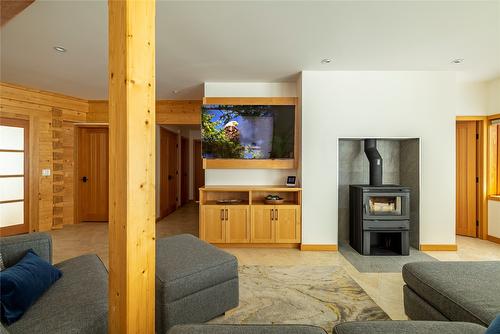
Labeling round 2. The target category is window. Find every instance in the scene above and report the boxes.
[0,118,29,236]
[489,118,500,197]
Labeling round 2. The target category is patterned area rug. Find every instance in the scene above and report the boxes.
[209,265,389,333]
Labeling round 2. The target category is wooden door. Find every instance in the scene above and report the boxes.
[0,118,29,236]
[180,137,189,205]
[456,121,477,237]
[160,128,178,218]
[226,206,250,243]
[275,206,300,243]
[193,139,204,201]
[77,127,109,222]
[202,205,225,243]
[251,205,275,243]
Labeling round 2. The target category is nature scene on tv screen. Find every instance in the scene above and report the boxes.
[202,104,295,159]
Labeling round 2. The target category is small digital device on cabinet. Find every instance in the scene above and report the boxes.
[286,176,297,187]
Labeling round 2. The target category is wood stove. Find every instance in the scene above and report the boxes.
[349,139,411,256]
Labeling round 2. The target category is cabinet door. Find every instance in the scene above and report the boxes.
[202,205,225,243]
[251,205,275,243]
[226,206,250,243]
[275,206,301,243]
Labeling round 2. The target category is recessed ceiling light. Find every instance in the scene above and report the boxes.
[172,90,179,94]
[321,58,332,64]
[451,58,464,64]
[53,46,67,53]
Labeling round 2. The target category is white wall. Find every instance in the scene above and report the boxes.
[486,77,500,115]
[301,71,457,245]
[203,82,298,186]
[456,81,488,116]
[489,201,500,238]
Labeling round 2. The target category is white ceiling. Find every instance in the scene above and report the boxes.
[1,0,499,100]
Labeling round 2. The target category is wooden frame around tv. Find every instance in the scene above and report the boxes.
[201,97,299,169]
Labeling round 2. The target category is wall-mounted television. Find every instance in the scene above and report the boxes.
[202,104,295,159]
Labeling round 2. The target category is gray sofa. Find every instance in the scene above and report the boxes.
[0,233,108,334]
[156,234,239,333]
[168,324,327,334]
[333,321,486,334]
[403,261,500,327]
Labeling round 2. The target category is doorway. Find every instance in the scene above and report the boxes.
[159,127,178,218]
[0,117,29,236]
[456,120,485,238]
[181,136,189,205]
[76,126,109,222]
[193,139,205,202]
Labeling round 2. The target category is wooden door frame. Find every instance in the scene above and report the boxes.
[0,117,30,236]
[180,136,189,205]
[74,124,109,224]
[159,127,179,219]
[193,139,203,202]
[456,116,488,239]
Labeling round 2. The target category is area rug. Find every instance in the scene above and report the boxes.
[209,265,389,332]
[339,241,437,273]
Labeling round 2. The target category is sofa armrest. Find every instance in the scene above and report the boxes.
[0,232,52,267]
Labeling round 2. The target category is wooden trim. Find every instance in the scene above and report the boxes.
[203,97,297,106]
[300,244,338,251]
[213,243,300,249]
[1,0,35,27]
[419,244,458,251]
[489,195,500,202]
[487,234,500,244]
[0,149,24,152]
[0,174,24,178]
[456,116,487,121]
[488,113,500,120]
[203,159,295,169]
[74,123,109,127]
[0,117,29,236]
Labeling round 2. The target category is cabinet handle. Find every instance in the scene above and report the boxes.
[225,209,228,221]
[275,209,278,220]
[271,209,274,221]
[220,209,224,221]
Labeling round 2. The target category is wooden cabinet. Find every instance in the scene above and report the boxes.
[251,205,300,243]
[200,186,302,247]
[251,206,275,243]
[201,205,250,243]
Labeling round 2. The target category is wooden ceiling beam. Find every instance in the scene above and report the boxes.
[1,0,35,27]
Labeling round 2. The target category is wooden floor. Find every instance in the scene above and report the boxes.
[49,202,500,320]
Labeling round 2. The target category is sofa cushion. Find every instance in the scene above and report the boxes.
[334,321,486,334]
[156,234,238,303]
[0,250,62,325]
[168,324,327,334]
[402,261,500,326]
[0,233,52,267]
[6,254,108,334]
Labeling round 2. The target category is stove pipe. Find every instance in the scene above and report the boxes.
[364,139,383,186]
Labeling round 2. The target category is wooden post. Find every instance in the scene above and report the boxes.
[108,0,156,333]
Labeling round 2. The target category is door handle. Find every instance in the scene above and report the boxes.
[275,209,278,220]
[81,176,88,183]
[271,209,274,221]
[220,209,224,221]
[225,209,228,221]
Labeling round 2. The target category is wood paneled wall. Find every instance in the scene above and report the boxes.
[88,100,202,124]
[1,82,200,232]
[0,82,88,231]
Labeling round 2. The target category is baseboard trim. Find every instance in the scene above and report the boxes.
[213,243,300,249]
[419,244,458,251]
[300,244,338,251]
[487,235,500,244]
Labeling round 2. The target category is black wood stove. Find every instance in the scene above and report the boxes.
[349,139,410,256]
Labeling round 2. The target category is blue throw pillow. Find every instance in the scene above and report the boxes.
[0,249,62,325]
[487,315,500,334]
